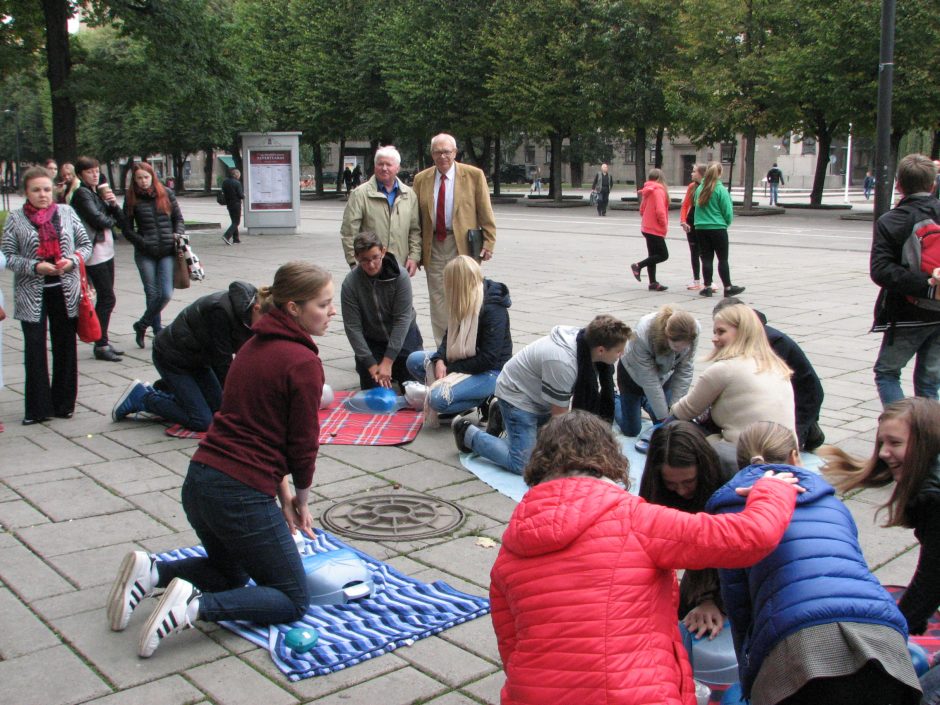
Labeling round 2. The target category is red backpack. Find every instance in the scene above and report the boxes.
[902,217,940,311]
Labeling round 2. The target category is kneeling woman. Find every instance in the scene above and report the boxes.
[111,281,260,432]
[406,255,511,419]
[708,421,921,705]
[617,305,698,437]
[640,421,732,638]
[490,410,802,705]
[107,262,334,658]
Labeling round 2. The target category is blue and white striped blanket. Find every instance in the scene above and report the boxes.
[156,529,491,681]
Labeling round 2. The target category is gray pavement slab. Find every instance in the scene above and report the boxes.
[0,196,927,703]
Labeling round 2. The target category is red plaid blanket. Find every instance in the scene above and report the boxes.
[318,391,424,445]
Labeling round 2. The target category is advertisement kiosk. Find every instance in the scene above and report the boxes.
[241,132,302,236]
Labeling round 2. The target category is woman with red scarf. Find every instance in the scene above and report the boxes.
[123,162,184,348]
[1,167,92,424]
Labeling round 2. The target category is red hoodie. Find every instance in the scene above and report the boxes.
[193,306,324,496]
[490,475,797,705]
[639,180,669,237]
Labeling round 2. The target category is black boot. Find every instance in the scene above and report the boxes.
[133,322,147,349]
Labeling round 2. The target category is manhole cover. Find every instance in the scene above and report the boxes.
[320,493,464,541]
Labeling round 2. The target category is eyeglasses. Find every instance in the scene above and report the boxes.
[356,254,383,265]
[431,150,455,158]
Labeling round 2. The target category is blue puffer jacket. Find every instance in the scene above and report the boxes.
[705,464,908,698]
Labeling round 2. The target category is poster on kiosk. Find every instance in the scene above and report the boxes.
[241,132,301,236]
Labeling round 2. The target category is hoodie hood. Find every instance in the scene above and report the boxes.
[502,476,626,557]
[251,306,320,354]
[548,325,580,356]
[640,180,667,197]
[483,278,511,309]
[227,280,259,327]
[375,252,402,281]
[705,464,832,514]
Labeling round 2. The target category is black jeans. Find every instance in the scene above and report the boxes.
[21,285,78,419]
[157,461,309,624]
[686,228,701,280]
[354,323,424,391]
[225,204,241,242]
[86,258,116,347]
[696,228,732,289]
[637,233,669,283]
[596,191,610,215]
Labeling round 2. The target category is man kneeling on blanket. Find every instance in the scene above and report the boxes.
[453,314,631,474]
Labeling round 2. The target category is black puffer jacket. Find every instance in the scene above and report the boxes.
[153,281,257,384]
[899,456,940,635]
[123,189,183,258]
[70,182,125,243]
[431,278,513,374]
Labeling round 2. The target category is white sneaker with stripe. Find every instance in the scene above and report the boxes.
[137,577,200,658]
[107,551,155,631]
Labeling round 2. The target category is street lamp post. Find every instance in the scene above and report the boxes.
[3,108,21,189]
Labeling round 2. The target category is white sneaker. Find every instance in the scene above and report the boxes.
[687,280,703,290]
[107,550,156,631]
[138,577,200,658]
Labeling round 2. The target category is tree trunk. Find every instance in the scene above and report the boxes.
[492,135,501,196]
[742,126,757,213]
[336,135,346,192]
[312,142,324,196]
[229,134,242,172]
[654,126,665,169]
[550,130,563,202]
[106,163,116,192]
[203,148,214,192]
[367,138,379,176]
[931,129,940,160]
[809,126,833,206]
[41,0,77,163]
[173,152,186,193]
[633,124,647,192]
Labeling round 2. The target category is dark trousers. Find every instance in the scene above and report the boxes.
[686,228,701,280]
[144,355,223,431]
[596,191,610,215]
[354,324,423,391]
[156,462,309,624]
[21,286,78,420]
[777,660,918,705]
[224,205,241,242]
[86,258,116,347]
[637,233,669,283]
[697,228,732,289]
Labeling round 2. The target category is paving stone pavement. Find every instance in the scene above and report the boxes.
[0,192,918,704]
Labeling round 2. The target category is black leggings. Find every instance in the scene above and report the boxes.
[686,228,700,280]
[86,258,116,347]
[637,233,669,283]
[696,228,731,289]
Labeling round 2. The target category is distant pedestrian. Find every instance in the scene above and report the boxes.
[221,168,244,245]
[342,166,353,195]
[55,163,80,205]
[694,162,744,298]
[680,163,706,290]
[864,170,876,200]
[352,164,362,188]
[766,162,784,206]
[529,167,541,195]
[591,163,613,216]
[630,168,670,292]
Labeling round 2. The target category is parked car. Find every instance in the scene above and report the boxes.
[497,164,528,184]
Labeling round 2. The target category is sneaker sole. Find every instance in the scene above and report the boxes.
[112,379,143,422]
[138,577,191,658]
[107,551,150,631]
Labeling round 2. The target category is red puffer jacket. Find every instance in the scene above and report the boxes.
[490,475,797,705]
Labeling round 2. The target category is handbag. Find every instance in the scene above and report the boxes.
[216,190,227,206]
[467,228,484,260]
[76,254,102,343]
[589,191,598,206]
[173,250,191,289]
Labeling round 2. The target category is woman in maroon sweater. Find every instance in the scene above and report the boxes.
[106,261,335,658]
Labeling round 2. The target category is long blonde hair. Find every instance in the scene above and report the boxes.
[708,304,791,378]
[697,162,723,207]
[444,255,484,322]
[820,398,940,527]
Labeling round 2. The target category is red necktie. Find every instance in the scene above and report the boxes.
[435,174,447,242]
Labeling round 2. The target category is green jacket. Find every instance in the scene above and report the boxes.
[340,176,421,266]
[692,181,733,230]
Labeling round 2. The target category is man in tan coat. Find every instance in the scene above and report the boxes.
[340,146,421,276]
[413,133,497,343]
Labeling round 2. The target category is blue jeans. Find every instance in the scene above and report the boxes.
[405,351,498,414]
[156,461,308,624]
[135,252,174,331]
[873,324,940,407]
[769,182,779,205]
[144,355,223,431]
[617,363,672,436]
[467,400,550,475]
